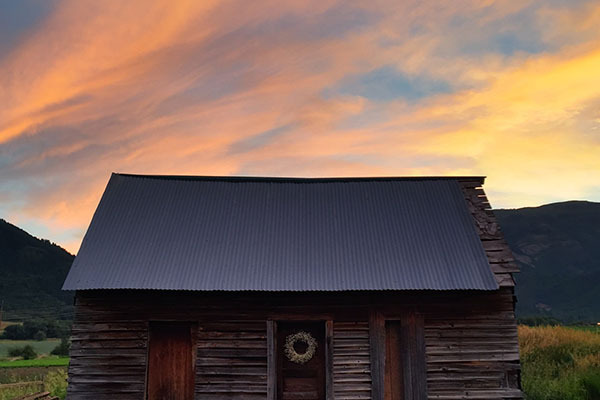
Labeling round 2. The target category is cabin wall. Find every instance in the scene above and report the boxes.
[333,321,372,400]
[68,309,148,397]
[423,289,521,399]
[67,289,520,400]
[197,320,268,400]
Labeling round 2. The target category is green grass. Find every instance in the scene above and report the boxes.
[0,367,67,400]
[520,325,600,400]
[0,357,69,368]
[0,383,45,400]
[0,339,60,357]
[0,364,66,384]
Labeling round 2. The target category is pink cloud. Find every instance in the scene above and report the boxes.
[1,0,599,252]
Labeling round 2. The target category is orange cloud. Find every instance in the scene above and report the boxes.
[1,0,599,253]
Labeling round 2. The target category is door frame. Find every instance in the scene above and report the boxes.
[369,311,427,400]
[267,319,334,400]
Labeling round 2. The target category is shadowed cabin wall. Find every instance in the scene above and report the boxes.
[67,288,520,400]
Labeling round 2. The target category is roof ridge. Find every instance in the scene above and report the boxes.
[113,173,486,183]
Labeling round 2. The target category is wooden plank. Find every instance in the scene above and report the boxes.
[146,322,195,400]
[196,319,267,398]
[334,321,372,399]
[369,311,385,400]
[326,320,334,400]
[401,312,427,400]
[385,321,402,400]
[267,320,277,400]
[15,392,51,400]
[485,249,515,263]
[495,273,516,287]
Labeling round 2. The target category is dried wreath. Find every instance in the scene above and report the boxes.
[284,331,318,364]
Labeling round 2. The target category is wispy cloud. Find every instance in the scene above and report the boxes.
[1,0,599,252]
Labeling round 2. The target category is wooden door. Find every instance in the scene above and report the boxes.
[147,322,195,400]
[277,321,325,400]
[385,321,403,400]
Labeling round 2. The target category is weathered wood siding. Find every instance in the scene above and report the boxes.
[423,289,521,399]
[68,303,148,398]
[197,320,268,400]
[459,178,519,288]
[333,321,372,400]
[67,291,521,400]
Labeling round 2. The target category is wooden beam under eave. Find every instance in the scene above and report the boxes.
[267,320,277,400]
[325,320,334,400]
[369,310,385,400]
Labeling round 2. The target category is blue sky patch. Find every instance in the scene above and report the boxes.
[0,0,59,56]
[327,66,453,102]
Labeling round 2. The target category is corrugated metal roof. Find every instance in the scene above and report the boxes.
[62,174,498,291]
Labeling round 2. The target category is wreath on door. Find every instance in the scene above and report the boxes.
[284,331,318,364]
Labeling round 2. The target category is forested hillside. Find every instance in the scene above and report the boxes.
[0,219,74,321]
[495,201,600,322]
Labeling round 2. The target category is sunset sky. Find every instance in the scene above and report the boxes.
[1,0,599,253]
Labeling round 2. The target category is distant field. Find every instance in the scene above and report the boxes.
[567,325,600,334]
[0,339,60,357]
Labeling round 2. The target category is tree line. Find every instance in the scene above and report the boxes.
[0,319,72,340]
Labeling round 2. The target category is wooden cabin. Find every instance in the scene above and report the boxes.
[62,174,522,400]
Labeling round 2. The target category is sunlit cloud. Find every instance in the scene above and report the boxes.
[1,0,599,253]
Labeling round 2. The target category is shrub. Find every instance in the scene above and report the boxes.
[51,337,71,357]
[581,370,600,400]
[33,330,47,341]
[1,324,26,340]
[23,319,48,338]
[8,347,22,357]
[45,369,68,399]
[8,345,37,360]
[44,319,72,339]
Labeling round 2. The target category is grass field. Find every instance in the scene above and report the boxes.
[0,365,66,384]
[520,325,600,400]
[0,336,68,399]
[0,382,45,400]
[0,357,69,368]
[0,366,67,400]
[0,339,60,357]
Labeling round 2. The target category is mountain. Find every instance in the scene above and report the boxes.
[0,219,74,321]
[495,201,600,323]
